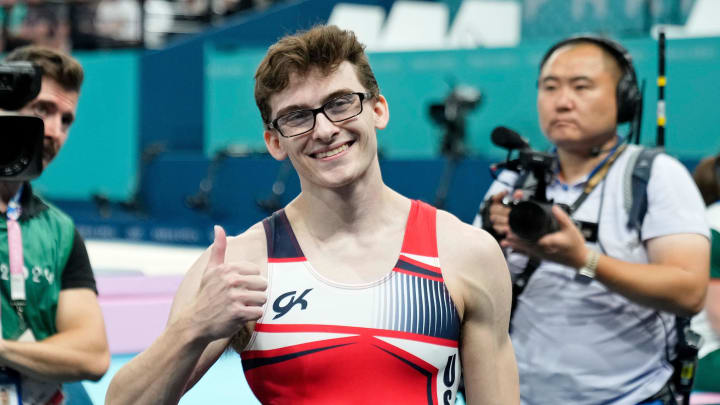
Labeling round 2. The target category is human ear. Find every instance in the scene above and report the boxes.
[264,129,287,160]
[372,95,389,130]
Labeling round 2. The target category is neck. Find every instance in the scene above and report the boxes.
[557,135,619,184]
[288,160,409,241]
[0,181,23,213]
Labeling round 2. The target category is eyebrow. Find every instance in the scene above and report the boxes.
[274,88,356,119]
[539,75,594,85]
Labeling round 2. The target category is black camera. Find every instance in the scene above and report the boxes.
[0,61,44,181]
[429,85,481,158]
[673,323,702,401]
[490,126,563,241]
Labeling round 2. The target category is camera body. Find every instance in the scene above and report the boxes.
[507,199,571,242]
[0,61,44,181]
[490,127,562,241]
[429,85,482,157]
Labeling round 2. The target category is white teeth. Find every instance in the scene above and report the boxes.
[316,144,348,159]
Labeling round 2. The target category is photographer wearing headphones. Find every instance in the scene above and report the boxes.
[474,36,710,404]
[0,47,109,403]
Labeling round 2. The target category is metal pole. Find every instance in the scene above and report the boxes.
[657,29,666,147]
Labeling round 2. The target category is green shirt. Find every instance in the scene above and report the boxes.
[711,229,720,280]
[0,189,75,341]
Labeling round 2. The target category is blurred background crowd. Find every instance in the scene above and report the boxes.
[0,0,279,51]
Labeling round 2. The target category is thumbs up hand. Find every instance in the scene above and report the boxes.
[191,226,267,343]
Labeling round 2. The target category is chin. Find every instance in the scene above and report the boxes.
[314,167,364,189]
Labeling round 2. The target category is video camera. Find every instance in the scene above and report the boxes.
[0,61,44,181]
[490,126,567,241]
[429,84,481,158]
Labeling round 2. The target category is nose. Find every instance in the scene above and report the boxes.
[554,87,574,112]
[43,113,63,140]
[312,111,339,142]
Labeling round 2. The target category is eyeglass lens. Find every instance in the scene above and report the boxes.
[276,93,364,137]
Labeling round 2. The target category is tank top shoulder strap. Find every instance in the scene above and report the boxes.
[400,200,438,258]
[262,209,305,261]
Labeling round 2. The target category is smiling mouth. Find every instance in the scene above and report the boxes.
[313,142,352,159]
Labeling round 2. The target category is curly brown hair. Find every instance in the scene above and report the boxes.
[254,25,379,125]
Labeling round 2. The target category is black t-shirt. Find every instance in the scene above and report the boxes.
[61,229,97,294]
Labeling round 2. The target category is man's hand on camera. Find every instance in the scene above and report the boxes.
[486,190,524,237]
[502,205,589,269]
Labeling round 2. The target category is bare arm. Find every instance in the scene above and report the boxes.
[438,212,519,404]
[504,206,710,316]
[0,288,110,382]
[105,225,267,405]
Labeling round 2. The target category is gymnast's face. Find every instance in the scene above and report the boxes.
[263,61,389,190]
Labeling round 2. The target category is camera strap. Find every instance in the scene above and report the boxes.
[3,184,28,337]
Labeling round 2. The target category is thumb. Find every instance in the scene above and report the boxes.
[207,225,227,268]
[552,205,574,229]
[512,189,524,201]
[490,190,508,203]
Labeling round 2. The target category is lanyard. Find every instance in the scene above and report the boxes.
[567,144,627,214]
[3,184,27,337]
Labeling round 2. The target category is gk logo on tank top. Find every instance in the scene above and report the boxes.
[272,288,313,320]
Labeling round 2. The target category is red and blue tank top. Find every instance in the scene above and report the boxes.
[241,200,461,404]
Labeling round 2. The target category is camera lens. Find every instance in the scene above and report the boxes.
[0,115,44,179]
[508,200,557,241]
[0,137,25,166]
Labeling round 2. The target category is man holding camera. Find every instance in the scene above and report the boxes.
[0,46,109,403]
[475,36,709,404]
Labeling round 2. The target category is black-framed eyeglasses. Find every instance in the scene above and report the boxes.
[268,92,373,138]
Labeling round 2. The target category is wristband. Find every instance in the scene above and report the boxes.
[578,249,600,280]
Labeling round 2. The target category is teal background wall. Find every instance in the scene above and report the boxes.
[33,50,139,201]
[205,36,720,162]
[30,36,720,202]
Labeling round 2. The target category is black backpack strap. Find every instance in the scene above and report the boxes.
[625,147,663,233]
[673,316,702,405]
[624,147,703,405]
[509,256,541,330]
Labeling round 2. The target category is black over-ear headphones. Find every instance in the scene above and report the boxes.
[539,35,641,124]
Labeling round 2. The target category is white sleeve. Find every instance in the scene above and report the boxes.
[642,154,710,240]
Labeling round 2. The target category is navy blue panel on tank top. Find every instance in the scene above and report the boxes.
[262,210,304,260]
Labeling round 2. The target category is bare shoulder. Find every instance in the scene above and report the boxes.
[436,209,511,319]
[436,209,507,275]
[225,221,268,271]
[187,222,267,278]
